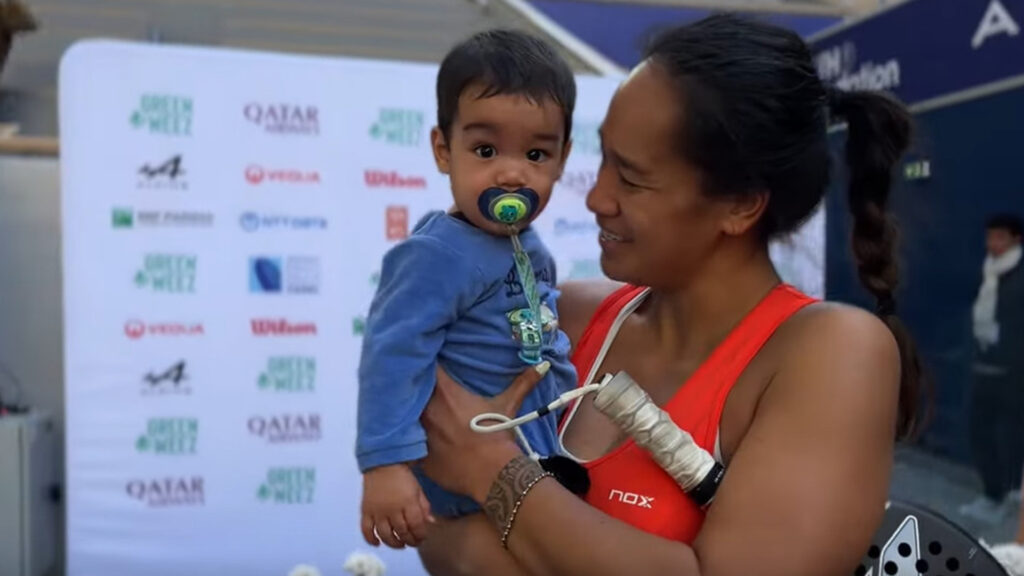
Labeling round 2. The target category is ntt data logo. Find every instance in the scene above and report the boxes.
[126,477,204,507]
[239,212,327,232]
[243,103,319,135]
[249,256,320,294]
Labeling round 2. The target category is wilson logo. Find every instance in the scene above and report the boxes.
[250,319,317,336]
[364,170,427,189]
[608,489,654,509]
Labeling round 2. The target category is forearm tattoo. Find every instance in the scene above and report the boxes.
[483,455,552,546]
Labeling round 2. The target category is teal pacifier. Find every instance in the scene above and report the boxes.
[478,187,540,225]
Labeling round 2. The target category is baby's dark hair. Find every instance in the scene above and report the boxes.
[986,213,1023,237]
[436,29,576,143]
[646,14,925,439]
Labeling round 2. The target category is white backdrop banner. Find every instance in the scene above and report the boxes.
[60,40,824,576]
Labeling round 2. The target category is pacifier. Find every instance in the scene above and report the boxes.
[478,187,540,225]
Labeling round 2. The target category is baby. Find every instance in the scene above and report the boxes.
[356,29,579,547]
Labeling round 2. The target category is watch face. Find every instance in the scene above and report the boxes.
[540,455,590,497]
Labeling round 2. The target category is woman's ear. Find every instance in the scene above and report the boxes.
[722,189,769,236]
[431,127,451,175]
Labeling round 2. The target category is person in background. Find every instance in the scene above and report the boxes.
[961,214,1024,522]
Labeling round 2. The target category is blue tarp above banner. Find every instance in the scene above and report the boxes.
[528,1,840,69]
[810,0,1024,105]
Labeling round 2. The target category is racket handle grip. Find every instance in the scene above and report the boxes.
[592,371,725,507]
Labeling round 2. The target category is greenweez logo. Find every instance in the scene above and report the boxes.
[135,418,198,455]
[136,254,196,292]
[352,315,366,336]
[259,356,316,392]
[369,108,423,146]
[130,94,193,136]
[257,467,315,504]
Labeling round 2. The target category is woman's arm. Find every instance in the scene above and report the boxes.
[418,514,528,576]
[422,305,901,576]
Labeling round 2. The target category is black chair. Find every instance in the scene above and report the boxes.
[853,500,1009,576]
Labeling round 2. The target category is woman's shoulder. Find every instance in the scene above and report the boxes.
[557,280,627,348]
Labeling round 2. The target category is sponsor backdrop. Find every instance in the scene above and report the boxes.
[60,40,824,576]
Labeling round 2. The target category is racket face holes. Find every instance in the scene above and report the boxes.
[869,545,882,559]
[916,559,930,573]
[929,541,943,555]
[898,542,912,557]
[945,557,959,572]
[884,560,899,575]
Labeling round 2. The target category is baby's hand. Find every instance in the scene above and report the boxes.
[360,463,435,549]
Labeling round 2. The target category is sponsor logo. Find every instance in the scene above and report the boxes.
[364,169,427,189]
[369,108,423,147]
[815,41,900,92]
[572,120,601,156]
[135,418,198,455]
[386,205,409,241]
[126,477,204,508]
[249,256,320,294]
[257,467,316,504]
[125,320,204,340]
[369,271,380,286]
[558,170,597,196]
[135,253,196,293]
[245,164,321,186]
[567,258,603,281]
[247,414,321,443]
[553,218,599,236]
[258,356,316,392]
[243,103,319,135]
[112,208,214,229]
[608,489,654,509]
[973,0,1021,49]
[352,315,366,337]
[251,318,318,337]
[142,360,191,396]
[138,155,187,190]
[130,93,193,136]
[239,212,327,232]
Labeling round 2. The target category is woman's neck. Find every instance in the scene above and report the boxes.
[642,244,781,360]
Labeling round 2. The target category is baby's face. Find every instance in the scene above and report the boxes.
[431,84,571,235]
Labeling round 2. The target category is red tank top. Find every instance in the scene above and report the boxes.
[559,283,816,544]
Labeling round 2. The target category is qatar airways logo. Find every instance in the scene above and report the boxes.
[245,165,321,186]
[247,413,321,443]
[125,320,204,340]
[243,103,319,135]
[251,318,317,337]
[364,170,427,189]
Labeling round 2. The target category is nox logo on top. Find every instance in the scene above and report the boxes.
[136,418,198,455]
[251,318,317,337]
[245,165,321,186]
[138,155,187,190]
[364,170,427,189]
[259,356,316,392]
[608,489,654,509]
[249,256,320,294]
[142,360,191,396]
[386,205,409,241]
[130,93,193,136]
[126,477,204,508]
[248,413,321,443]
[243,103,319,135]
[257,467,316,504]
[369,108,423,147]
[125,320,204,340]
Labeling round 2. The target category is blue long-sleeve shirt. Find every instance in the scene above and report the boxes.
[356,211,576,473]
